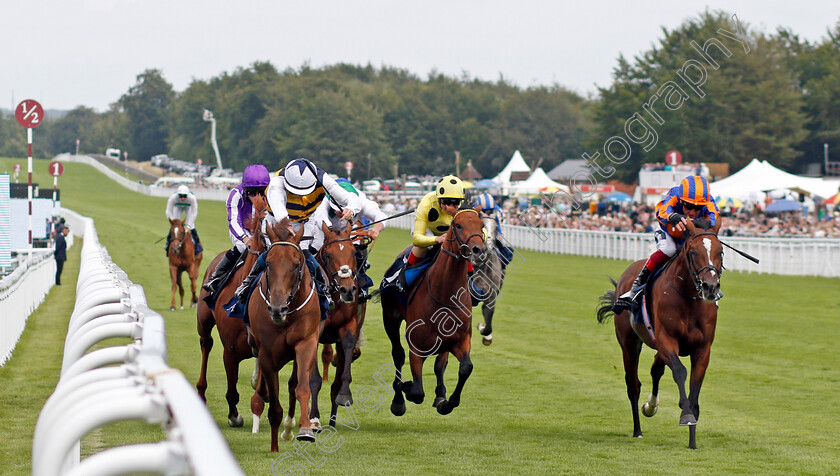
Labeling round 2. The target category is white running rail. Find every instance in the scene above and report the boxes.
[388,213,840,278]
[32,209,243,476]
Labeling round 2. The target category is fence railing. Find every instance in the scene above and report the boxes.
[32,209,243,476]
[0,248,58,366]
[387,213,840,278]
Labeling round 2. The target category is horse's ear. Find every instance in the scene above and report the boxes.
[265,221,278,243]
[294,221,305,243]
[345,221,353,235]
[713,216,723,235]
[474,205,481,214]
[321,221,333,237]
[686,218,697,236]
[169,218,175,225]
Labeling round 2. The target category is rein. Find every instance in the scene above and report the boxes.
[318,235,357,293]
[258,240,315,315]
[442,209,484,259]
[665,231,723,300]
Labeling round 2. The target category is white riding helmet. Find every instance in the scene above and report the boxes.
[283,158,318,195]
[177,184,190,195]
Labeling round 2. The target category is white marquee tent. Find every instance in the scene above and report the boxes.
[491,150,531,193]
[509,167,570,194]
[710,159,840,201]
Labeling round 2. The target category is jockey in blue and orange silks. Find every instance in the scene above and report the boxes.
[615,175,721,310]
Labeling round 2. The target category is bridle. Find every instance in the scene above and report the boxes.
[442,209,484,260]
[257,240,315,316]
[682,231,724,297]
[317,235,357,294]
[170,224,190,255]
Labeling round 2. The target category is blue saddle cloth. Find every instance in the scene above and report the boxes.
[223,270,264,325]
[380,246,438,305]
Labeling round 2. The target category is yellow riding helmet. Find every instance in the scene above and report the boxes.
[436,175,466,200]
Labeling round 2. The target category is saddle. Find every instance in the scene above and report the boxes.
[201,257,246,309]
[223,269,265,325]
[380,245,440,306]
[628,258,673,346]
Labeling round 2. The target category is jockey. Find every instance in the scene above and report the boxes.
[475,192,503,230]
[235,158,361,320]
[615,175,720,310]
[408,175,467,265]
[164,184,203,256]
[311,178,386,301]
[202,164,271,297]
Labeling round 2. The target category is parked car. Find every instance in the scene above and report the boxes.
[105,148,121,160]
[362,180,381,193]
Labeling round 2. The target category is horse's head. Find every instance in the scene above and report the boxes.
[169,219,185,254]
[683,218,724,301]
[445,207,487,266]
[262,218,308,324]
[319,221,358,304]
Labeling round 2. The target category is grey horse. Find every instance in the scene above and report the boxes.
[469,214,507,345]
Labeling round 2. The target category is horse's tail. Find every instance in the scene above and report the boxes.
[596,277,618,324]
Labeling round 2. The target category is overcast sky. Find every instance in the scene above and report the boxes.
[2,1,837,113]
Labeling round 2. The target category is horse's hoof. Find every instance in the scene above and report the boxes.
[190,303,196,308]
[482,335,493,346]
[180,306,184,310]
[297,428,316,442]
[310,417,322,432]
[228,414,244,427]
[679,414,697,426]
[436,400,454,415]
[280,429,294,441]
[432,396,446,408]
[170,306,176,311]
[390,401,406,416]
[642,403,658,417]
[335,393,353,406]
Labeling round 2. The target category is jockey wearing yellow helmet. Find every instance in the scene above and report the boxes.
[406,175,467,266]
[615,175,720,310]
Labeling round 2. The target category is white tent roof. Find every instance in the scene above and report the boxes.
[510,167,570,194]
[491,150,531,188]
[711,159,840,201]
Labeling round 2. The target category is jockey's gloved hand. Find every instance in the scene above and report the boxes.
[668,213,685,225]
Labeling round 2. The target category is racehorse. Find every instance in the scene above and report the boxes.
[195,201,265,428]
[381,207,486,416]
[596,217,723,449]
[308,222,364,429]
[472,213,506,345]
[168,219,203,311]
[249,217,321,451]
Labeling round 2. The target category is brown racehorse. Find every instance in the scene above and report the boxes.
[249,217,321,451]
[381,207,486,416]
[195,200,266,428]
[168,219,203,311]
[309,222,367,429]
[597,217,723,449]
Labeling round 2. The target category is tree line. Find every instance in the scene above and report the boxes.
[1,11,838,184]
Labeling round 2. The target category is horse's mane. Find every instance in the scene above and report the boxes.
[248,195,269,236]
[692,217,713,230]
[268,217,294,241]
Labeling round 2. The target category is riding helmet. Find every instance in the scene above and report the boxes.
[242,164,271,189]
[436,175,466,200]
[283,158,318,195]
[678,175,711,205]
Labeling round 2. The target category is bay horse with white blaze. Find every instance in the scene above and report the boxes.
[168,218,203,311]
[249,217,321,451]
[596,217,723,449]
[381,207,486,416]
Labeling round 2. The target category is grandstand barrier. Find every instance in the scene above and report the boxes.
[32,209,243,476]
[387,213,840,278]
[0,247,65,367]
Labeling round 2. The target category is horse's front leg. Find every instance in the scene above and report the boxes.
[432,353,449,408]
[402,350,427,405]
[294,337,318,442]
[686,345,712,449]
[335,323,357,407]
[259,357,283,453]
[659,339,694,427]
[169,266,178,311]
[308,352,323,431]
[189,262,199,308]
[436,341,472,415]
[642,352,667,418]
[382,303,406,416]
[222,348,244,427]
[177,269,185,309]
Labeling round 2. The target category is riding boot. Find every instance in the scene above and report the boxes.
[235,253,266,302]
[164,231,172,257]
[203,248,241,294]
[615,266,652,310]
[190,228,204,255]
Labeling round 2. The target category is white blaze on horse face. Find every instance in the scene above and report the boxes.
[702,238,715,276]
[339,243,344,251]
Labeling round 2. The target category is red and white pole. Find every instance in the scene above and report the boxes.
[27,127,33,249]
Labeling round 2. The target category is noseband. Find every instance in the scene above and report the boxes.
[171,226,189,254]
[684,231,724,296]
[258,240,315,315]
[443,209,484,259]
[318,235,357,293]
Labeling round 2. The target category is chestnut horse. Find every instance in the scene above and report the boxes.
[249,217,321,451]
[195,200,266,428]
[168,219,203,311]
[308,222,364,429]
[381,207,486,416]
[597,218,723,449]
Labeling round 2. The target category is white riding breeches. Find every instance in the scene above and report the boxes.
[654,228,678,257]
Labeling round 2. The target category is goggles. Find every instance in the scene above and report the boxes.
[440,198,462,207]
[682,201,703,211]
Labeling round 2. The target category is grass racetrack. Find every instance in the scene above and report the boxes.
[1,157,839,475]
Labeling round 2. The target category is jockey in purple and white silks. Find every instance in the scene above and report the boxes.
[202,164,271,297]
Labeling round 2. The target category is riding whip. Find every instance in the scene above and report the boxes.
[719,240,760,264]
[351,208,416,231]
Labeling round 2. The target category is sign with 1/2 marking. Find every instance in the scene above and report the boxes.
[15,100,44,128]
[49,161,65,177]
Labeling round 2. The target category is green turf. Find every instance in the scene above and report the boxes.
[1,157,839,475]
